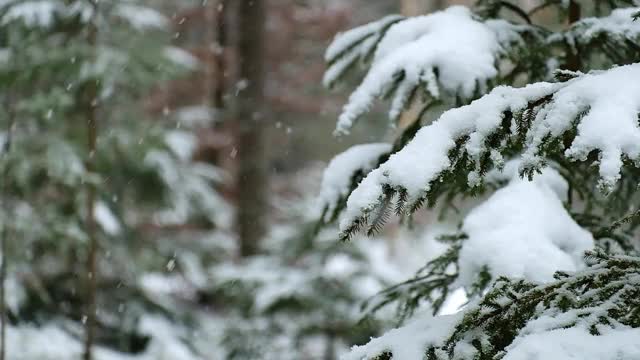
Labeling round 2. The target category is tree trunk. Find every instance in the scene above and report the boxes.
[0,92,15,360]
[236,0,268,257]
[323,332,336,360]
[83,17,99,360]
[205,0,227,111]
[400,0,445,16]
[565,0,581,71]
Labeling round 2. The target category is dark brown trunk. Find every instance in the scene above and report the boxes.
[236,0,268,257]
[205,0,227,110]
[83,19,99,360]
[400,0,444,16]
[565,0,581,71]
[213,0,227,109]
[431,0,446,11]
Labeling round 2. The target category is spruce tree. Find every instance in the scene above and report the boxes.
[0,1,227,358]
[319,1,640,358]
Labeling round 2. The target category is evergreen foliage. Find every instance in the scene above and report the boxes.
[0,1,226,357]
[320,1,640,358]
[347,250,640,360]
[203,196,392,359]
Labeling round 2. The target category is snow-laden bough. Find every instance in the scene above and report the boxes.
[324,6,542,134]
[339,63,640,237]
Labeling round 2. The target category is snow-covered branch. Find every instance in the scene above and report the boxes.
[324,6,543,135]
[317,143,391,224]
[345,251,640,360]
[338,63,640,238]
[549,7,640,65]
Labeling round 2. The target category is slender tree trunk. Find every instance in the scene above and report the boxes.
[0,213,5,360]
[433,0,446,11]
[0,204,6,360]
[236,0,268,257]
[0,93,15,360]
[83,18,99,360]
[400,0,424,16]
[205,0,227,111]
[213,0,227,110]
[400,0,445,16]
[83,91,98,360]
[323,332,335,360]
[565,0,581,71]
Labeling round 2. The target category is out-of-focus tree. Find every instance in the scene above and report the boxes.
[0,1,228,358]
[235,0,269,256]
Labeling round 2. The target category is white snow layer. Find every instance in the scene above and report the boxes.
[331,6,527,134]
[458,164,593,286]
[555,7,640,46]
[338,81,561,230]
[212,256,328,312]
[6,323,199,360]
[115,4,168,30]
[526,63,640,190]
[344,313,640,360]
[165,130,197,161]
[317,143,391,222]
[324,15,403,63]
[1,1,167,30]
[503,327,640,360]
[164,47,201,70]
[1,0,60,27]
[174,106,219,127]
[145,150,231,227]
[342,312,462,360]
[0,0,92,27]
[340,63,640,230]
[137,315,198,360]
[323,14,404,89]
[94,201,122,236]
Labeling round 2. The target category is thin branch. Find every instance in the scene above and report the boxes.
[0,90,15,360]
[83,7,99,360]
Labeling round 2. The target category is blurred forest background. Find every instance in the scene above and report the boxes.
[0,0,550,359]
